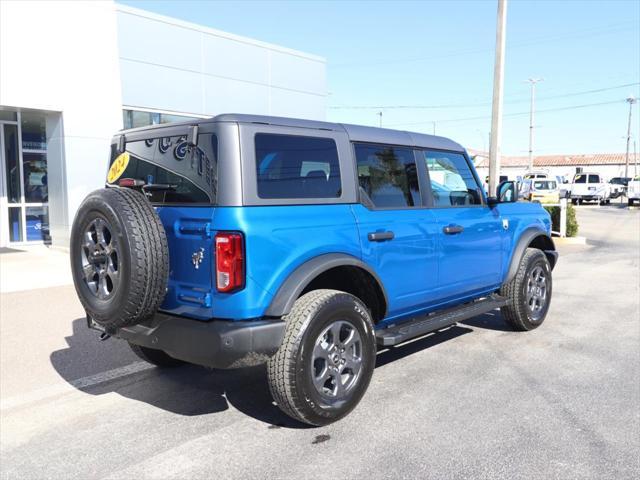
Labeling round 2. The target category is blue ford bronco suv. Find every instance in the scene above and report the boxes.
[70,114,557,426]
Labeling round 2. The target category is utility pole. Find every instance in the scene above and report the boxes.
[625,96,636,178]
[527,78,543,172]
[634,140,637,177]
[432,121,436,135]
[488,0,508,197]
[377,111,383,128]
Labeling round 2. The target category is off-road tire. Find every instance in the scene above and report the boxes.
[267,289,376,426]
[129,343,184,367]
[500,248,552,331]
[70,187,169,330]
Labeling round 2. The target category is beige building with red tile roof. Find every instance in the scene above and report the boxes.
[471,151,640,183]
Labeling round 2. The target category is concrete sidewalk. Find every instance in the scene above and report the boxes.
[0,246,73,294]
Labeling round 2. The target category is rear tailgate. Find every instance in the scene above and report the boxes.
[156,206,216,320]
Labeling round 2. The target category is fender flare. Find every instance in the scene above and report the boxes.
[505,228,558,284]
[264,253,389,318]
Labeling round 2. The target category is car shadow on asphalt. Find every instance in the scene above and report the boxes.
[459,310,513,332]
[50,314,504,429]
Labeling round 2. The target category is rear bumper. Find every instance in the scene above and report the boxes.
[104,313,286,369]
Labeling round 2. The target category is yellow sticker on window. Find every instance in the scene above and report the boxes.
[107,152,130,183]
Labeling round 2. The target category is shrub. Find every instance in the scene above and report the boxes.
[544,204,579,237]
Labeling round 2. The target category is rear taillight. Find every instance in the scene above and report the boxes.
[215,232,244,292]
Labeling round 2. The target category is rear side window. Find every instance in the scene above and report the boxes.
[255,134,341,199]
[108,133,217,204]
[354,143,420,208]
[588,174,600,183]
[421,151,482,206]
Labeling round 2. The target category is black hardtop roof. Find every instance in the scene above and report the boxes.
[119,113,465,152]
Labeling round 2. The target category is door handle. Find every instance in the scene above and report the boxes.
[368,231,395,242]
[443,224,464,235]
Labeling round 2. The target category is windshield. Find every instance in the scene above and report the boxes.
[534,180,557,190]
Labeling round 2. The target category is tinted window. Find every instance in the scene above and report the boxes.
[588,174,600,183]
[574,174,586,183]
[108,133,217,203]
[534,181,557,190]
[355,143,420,208]
[255,134,341,199]
[422,151,482,206]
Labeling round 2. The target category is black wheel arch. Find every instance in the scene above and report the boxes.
[264,253,388,320]
[505,228,558,284]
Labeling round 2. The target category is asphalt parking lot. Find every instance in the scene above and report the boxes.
[1,206,638,480]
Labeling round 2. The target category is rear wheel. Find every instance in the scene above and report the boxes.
[500,248,552,331]
[267,289,376,426]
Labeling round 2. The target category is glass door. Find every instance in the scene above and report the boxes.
[0,110,50,245]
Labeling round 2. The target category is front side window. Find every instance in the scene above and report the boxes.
[108,133,217,204]
[355,143,420,208]
[255,134,341,199]
[574,174,586,183]
[422,151,482,207]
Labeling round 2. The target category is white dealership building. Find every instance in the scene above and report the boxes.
[0,1,327,248]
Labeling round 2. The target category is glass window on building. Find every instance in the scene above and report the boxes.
[1,110,50,245]
[122,109,199,129]
[23,153,48,203]
[0,110,17,122]
[21,111,47,150]
[3,124,21,204]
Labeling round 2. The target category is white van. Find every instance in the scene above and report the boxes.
[570,172,610,205]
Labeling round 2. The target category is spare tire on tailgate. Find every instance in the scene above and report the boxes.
[70,187,169,330]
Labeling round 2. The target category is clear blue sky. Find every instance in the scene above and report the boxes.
[120,0,639,155]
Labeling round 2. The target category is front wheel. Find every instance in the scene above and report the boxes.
[267,289,376,426]
[500,248,552,331]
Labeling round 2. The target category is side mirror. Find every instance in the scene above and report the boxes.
[489,180,518,206]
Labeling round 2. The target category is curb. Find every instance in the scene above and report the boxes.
[553,236,587,245]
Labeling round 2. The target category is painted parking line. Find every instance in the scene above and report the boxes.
[0,361,154,412]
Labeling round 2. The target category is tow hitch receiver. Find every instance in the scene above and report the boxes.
[87,314,112,340]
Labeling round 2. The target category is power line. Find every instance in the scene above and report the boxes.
[328,82,640,110]
[332,22,637,69]
[386,99,625,128]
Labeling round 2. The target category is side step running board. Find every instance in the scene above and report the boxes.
[375,294,509,347]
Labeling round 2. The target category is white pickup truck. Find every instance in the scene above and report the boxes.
[628,176,640,206]
[570,172,611,205]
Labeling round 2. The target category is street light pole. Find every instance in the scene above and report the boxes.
[488,0,508,197]
[377,111,383,128]
[625,96,636,178]
[527,78,543,172]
